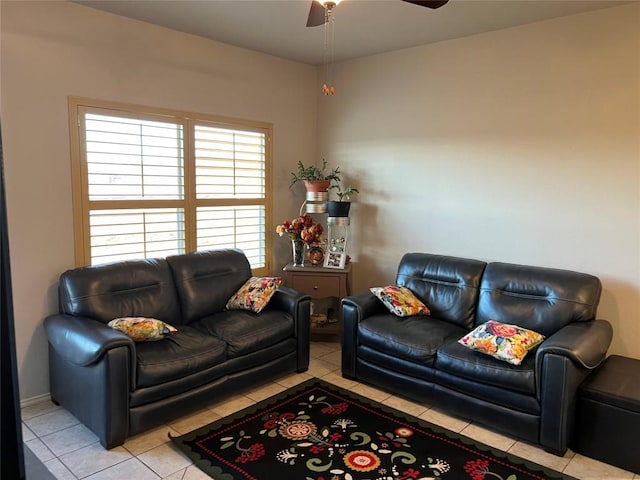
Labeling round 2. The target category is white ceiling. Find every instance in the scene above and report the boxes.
[76,0,632,65]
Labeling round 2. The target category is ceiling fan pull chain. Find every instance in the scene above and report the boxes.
[330,11,336,80]
[322,2,336,96]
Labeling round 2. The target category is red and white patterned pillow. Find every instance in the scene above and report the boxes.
[108,317,177,342]
[370,286,431,317]
[226,277,282,313]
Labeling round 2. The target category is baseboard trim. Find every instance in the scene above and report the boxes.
[20,393,51,409]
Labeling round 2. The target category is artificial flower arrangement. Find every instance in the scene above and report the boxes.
[275,214,323,245]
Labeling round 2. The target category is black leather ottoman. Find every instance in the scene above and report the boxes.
[573,355,640,474]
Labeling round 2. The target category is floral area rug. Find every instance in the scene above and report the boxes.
[170,378,575,480]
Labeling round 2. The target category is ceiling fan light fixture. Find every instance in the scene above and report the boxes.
[321,1,339,18]
[306,0,342,27]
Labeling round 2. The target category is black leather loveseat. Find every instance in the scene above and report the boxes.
[44,249,310,448]
[342,253,612,456]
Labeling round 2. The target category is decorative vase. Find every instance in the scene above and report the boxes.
[291,238,305,266]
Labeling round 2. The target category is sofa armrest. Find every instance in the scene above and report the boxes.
[269,286,310,316]
[342,293,386,378]
[44,314,135,367]
[267,286,311,372]
[535,319,612,455]
[45,314,135,448]
[536,319,613,370]
[342,292,386,322]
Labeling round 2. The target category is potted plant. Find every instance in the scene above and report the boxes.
[290,159,341,192]
[327,184,359,217]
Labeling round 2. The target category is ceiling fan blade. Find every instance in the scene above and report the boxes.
[306,1,326,27]
[402,0,449,9]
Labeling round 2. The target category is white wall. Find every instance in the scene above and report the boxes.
[318,4,640,358]
[0,1,317,399]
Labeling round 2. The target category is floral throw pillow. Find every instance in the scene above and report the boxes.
[458,320,545,365]
[369,286,431,317]
[108,317,177,342]
[226,276,282,313]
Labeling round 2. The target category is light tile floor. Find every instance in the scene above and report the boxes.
[22,341,638,480]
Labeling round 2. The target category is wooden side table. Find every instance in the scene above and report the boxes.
[283,263,352,336]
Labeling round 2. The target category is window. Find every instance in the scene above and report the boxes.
[69,98,272,275]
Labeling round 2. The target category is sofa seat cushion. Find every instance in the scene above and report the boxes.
[193,310,294,358]
[135,325,227,388]
[130,339,298,408]
[358,344,438,384]
[435,339,537,395]
[434,368,541,414]
[359,314,467,366]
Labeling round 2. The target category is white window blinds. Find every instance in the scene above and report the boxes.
[71,99,272,273]
[89,208,185,264]
[85,114,184,200]
[195,125,265,199]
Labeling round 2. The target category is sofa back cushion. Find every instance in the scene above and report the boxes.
[59,258,181,324]
[167,249,251,324]
[476,262,602,337]
[395,253,487,330]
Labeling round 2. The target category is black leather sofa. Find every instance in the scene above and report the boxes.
[342,253,612,456]
[44,249,310,448]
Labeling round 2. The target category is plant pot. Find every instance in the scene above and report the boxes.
[326,201,351,217]
[303,180,331,192]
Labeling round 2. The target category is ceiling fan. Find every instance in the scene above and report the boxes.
[306,0,449,27]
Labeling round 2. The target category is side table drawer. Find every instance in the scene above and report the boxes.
[291,274,340,298]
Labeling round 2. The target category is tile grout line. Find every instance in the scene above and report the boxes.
[43,457,80,480]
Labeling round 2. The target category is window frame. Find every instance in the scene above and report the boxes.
[68,97,273,275]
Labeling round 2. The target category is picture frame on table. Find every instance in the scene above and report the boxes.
[324,251,346,269]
